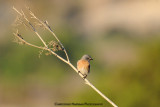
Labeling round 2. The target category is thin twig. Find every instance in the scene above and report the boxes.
[29,9,70,62]
[85,79,117,107]
[13,6,48,48]
[13,32,45,50]
[12,7,118,107]
[13,6,71,71]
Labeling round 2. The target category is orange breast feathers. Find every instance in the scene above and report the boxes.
[77,59,90,72]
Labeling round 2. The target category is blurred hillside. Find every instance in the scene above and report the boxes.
[0,0,160,107]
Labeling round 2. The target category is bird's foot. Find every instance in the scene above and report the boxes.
[78,71,87,79]
[82,74,87,79]
[78,71,81,74]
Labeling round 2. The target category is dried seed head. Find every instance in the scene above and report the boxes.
[48,40,63,51]
[13,32,25,45]
[45,52,52,56]
[13,16,23,27]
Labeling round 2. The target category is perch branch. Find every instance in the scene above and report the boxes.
[12,7,118,107]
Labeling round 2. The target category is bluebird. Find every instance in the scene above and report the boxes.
[77,55,93,79]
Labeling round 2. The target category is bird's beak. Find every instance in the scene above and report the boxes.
[90,58,93,60]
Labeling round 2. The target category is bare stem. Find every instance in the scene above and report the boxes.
[12,7,118,107]
[13,32,45,50]
[29,10,70,62]
[13,6,48,48]
[85,79,117,107]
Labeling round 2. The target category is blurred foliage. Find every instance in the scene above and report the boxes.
[0,0,160,107]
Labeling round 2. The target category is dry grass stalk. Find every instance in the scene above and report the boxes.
[12,6,118,107]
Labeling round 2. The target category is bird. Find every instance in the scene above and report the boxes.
[77,54,93,79]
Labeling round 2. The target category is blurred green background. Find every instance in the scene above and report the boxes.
[0,0,160,107]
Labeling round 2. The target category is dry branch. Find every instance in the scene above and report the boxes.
[12,7,118,107]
